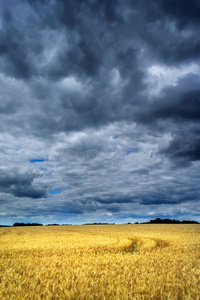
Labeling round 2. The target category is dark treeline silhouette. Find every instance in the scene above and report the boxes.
[142,218,199,224]
[13,223,43,227]
[84,223,115,225]
[0,219,198,227]
[45,224,72,226]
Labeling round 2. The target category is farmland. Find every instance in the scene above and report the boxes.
[0,224,200,299]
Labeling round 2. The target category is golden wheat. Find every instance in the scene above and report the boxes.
[0,224,200,299]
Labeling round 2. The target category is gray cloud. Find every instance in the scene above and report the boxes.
[0,169,46,199]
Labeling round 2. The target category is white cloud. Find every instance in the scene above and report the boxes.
[146,63,200,97]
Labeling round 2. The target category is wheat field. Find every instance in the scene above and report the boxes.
[0,224,199,299]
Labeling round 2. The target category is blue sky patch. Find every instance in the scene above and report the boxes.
[126,149,139,155]
[30,159,48,163]
[50,188,65,195]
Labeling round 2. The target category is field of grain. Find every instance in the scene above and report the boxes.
[0,224,200,299]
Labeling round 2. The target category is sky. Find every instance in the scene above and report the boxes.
[0,0,200,225]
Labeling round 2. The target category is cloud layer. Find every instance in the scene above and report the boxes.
[0,0,200,224]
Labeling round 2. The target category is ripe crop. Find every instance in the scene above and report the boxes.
[0,224,199,299]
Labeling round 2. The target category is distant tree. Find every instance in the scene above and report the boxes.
[147,218,198,224]
[13,223,43,227]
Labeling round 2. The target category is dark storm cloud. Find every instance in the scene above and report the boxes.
[136,74,200,166]
[155,90,200,121]
[0,0,199,82]
[158,0,200,28]
[42,202,84,215]
[0,2,37,79]
[127,0,200,64]
[0,0,199,120]
[0,0,119,81]
[144,26,200,65]
[135,74,200,123]
[160,131,200,167]
[130,0,200,27]
[0,170,46,199]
